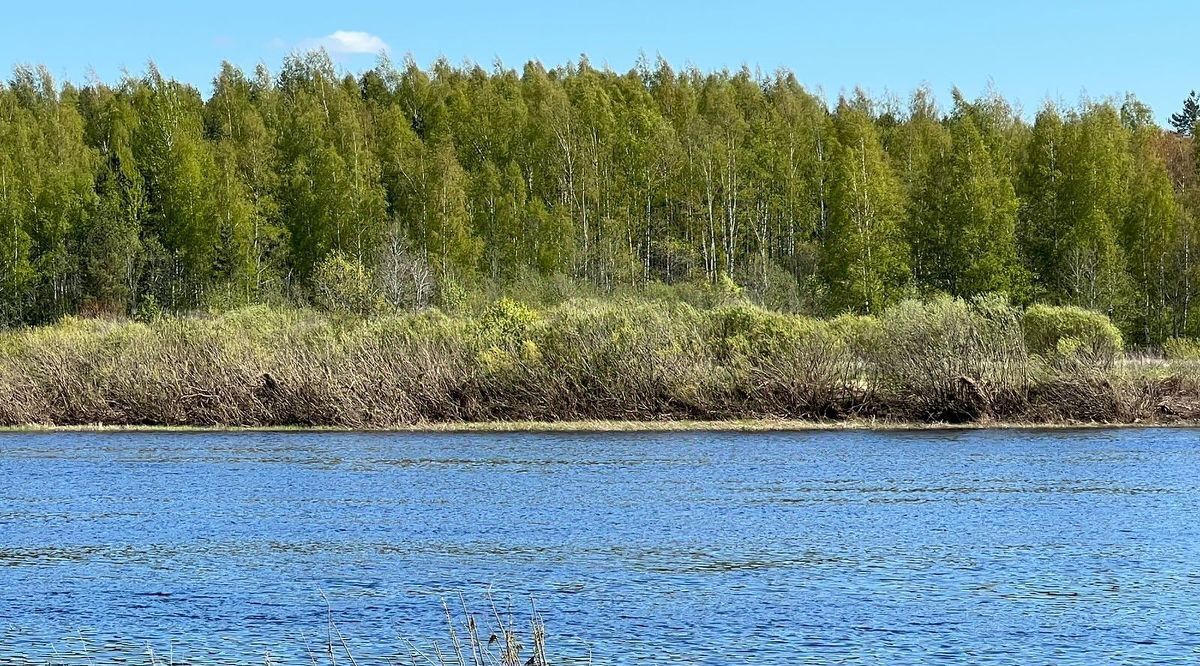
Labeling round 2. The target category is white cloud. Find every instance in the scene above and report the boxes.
[300,31,390,56]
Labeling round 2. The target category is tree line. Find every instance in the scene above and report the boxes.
[2,51,1199,344]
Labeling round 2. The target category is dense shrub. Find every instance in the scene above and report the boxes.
[1021,304,1123,365]
[866,297,1030,422]
[1163,337,1200,361]
[0,298,1185,427]
[474,298,544,350]
[705,304,856,417]
[738,261,804,313]
[707,304,819,357]
[525,300,717,419]
[312,254,379,316]
[827,314,883,356]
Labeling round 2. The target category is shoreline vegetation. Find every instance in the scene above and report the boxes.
[6,296,1200,429]
[6,420,1200,433]
[24,596,560,666]
[5,56,1200,429]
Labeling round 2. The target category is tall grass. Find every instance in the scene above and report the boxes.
[0,297,1190,427]
[33,594,561,666]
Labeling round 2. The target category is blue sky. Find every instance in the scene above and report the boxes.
[2,0,1194,122]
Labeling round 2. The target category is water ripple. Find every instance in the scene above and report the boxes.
[1,428,1199,664]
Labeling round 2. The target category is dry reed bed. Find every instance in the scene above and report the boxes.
[0,298,1196,428]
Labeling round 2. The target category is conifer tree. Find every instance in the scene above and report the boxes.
[1170,91,1200,136]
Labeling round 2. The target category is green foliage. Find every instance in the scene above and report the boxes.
[1017,106,1068,297]
[434,273,470,311]
[738,261,803,312]
[867,296,1030,421]
[312,253,379,316]
[919,108,1027,297]
[1122,127,1178,345]
[0,57,1199,348]
[135,294,163,323]
[1163,337,1200,360]
[1021,304,1124,361]
[475,298,544,349]
[708,304,820,357]
[828,313,883,355]
[822,102,910,314]
[0,299,1163,427]
[1169,91,1199,136]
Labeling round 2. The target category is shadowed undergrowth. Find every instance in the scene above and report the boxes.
[0,297,1195,427]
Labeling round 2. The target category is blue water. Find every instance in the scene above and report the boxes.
[1,429,1199,665]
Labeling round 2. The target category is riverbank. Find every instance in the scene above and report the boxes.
[3,297,1199,428]
[5,417,1200,433]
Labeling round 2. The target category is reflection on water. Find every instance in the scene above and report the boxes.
[2,428,1200,664]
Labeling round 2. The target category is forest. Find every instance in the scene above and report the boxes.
[2,51,1199,346]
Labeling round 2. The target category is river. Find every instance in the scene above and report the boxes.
[1,429,1198,664]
